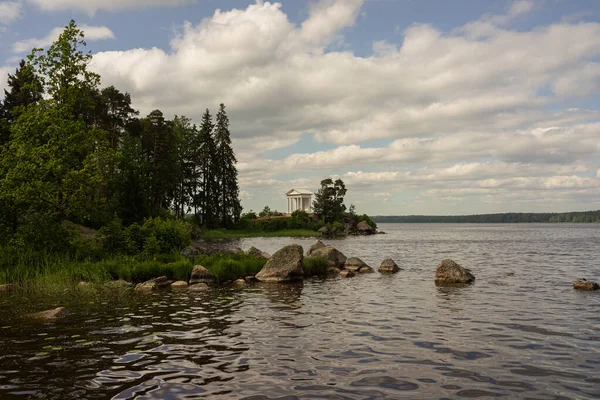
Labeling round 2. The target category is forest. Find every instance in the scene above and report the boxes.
[0,21,241,259]
[372,211,600,223]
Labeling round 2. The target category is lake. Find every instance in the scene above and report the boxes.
[1,223,599,399]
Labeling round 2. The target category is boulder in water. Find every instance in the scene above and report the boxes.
[356,221,376,235]
[344,257,369,272]
[379,259,400,273]
[306,246,347,268]
[574,279,599,291]
[246,246,271,259]
[339,270,355,278]
[190,265,216,285]
[435,259,475,285]
[255,244,304,282]
[171,281,188,289]
[135,276,171,292]
[358,265,375,274]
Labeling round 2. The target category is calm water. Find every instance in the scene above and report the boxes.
[1,224,600,399]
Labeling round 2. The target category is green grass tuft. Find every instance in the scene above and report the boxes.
[303,257,329,276]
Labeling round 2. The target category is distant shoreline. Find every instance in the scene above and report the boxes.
[372,210,600,224]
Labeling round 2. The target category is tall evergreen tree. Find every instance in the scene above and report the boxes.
[214,103,241,227]
[172,115,196,218]
[195,109,217,226]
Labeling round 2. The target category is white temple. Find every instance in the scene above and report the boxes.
[286,189,313,213]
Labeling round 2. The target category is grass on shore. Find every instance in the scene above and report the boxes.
[202,229,321,239]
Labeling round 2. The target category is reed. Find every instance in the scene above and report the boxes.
[303,257,329,276]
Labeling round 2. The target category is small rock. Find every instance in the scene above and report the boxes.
[181,246,200,259]
[28,307,68,320]
[506,272,515,277]
[135,276,170,292]
[339,270,355,278]
[78,281,90,287]
[379,259,400,273]
[358,265,375,274]
[344,257,369,272]
[574,279,599,291]
[328,267,341,275]
[233,279,246,285]
[435,259,475,285]
[244,276,257,282]
[171,281,188,288]
[110,279,132,288]
[188,283,210,291]
[0,284,15,293]
[378,231,386,235]
[318,226,329,235]
[190,265,216,285]
[255,244,304,282]
[246,246,271,259]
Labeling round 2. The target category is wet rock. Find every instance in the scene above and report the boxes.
[328,267,341,275]
[358,265,375,274]
[135,276,171,292]
[306,246,347,268]
[256,244,304,282]
[378,231,387,235]
[190,265,216,285]
[233,279,246,286]
[379,259,401,273]
[306,240,327,256]
[171,281,188,289]
[435,259,475,286]
[506,272,515,277]
[0,284,14,293]
[574,279,599,291]
[28,307,68,320]
[188,283,210,291]
[344,257,369,272]
[246,246,271,259]
[339,270,355,278]
[356,221,376,235]
[244,276,257,282]
[180,245,200,259]
[318,226,329,235]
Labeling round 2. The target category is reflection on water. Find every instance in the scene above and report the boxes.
[1,224,600,399]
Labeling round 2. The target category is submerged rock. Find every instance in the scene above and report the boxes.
[306,240,327,256]
[190,265,216,285]
[255,244,304,282]
[435,259,475,286]
[358,265,375,274]
[344,257,369,272]
[135,276,170,292]
[246,246,271,259]
[574,279,599,291]
[339,270,355,278]
[307,246,347,268]
[171,281,188,288]
[379,259,401,273]
[28,307,68,320]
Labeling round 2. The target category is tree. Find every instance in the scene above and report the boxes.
[194,108,217,226]
[312,178,347,223]
[214,103,241,227]
[172,115,196,218]
[0,21,109,224]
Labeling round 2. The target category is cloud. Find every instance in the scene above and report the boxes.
[12,25,115,53]
[0,1,21,26]
[29,0,194,15]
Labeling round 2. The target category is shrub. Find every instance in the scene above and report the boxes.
[303,257,329,276]
[140,217,192,254]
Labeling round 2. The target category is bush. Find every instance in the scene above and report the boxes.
[140,217,192,254]
[303,257,329,276]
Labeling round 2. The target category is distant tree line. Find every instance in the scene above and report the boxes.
[372,211,600,224]
[0,21,241,252]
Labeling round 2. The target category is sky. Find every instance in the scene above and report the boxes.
[1,0,599,216]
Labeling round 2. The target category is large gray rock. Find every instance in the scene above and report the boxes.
[435,259,475,285]
[255,244,304,282]
[27,307,68,320]
[379,259,401,273]
[190,265,216,285]
[356,221,376,234]
[306,240,327,256]
[246,246,271,259]
[306,246,347,268]
[135,276,171,292]
[574,279,599,291]
[344,257,369,272]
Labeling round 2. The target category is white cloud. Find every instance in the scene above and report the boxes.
[12,25,115,53]
[29,0,194,15]
[0,1,21,26]
[0,66,10,95]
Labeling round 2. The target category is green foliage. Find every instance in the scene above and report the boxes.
[202,228,320,239]
[303,257,329,276]
[194,253,266,282]
[259,205,273,218]
[357,214,378,230]
[313,178,347,223]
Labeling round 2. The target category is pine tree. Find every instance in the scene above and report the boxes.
[214,103,241,227]
[195,109,217,226]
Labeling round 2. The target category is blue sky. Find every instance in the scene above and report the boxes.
[1,0,600,215]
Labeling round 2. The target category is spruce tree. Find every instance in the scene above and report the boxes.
[195,109,217,227]
[214,103,241,227]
